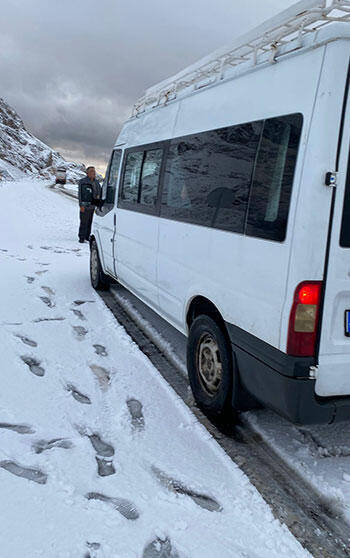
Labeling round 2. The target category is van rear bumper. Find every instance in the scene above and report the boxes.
[225,322,350,425]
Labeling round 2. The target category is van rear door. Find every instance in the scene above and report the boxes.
[316,63,350,398]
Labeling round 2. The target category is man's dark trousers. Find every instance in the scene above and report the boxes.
[79,206,95,241]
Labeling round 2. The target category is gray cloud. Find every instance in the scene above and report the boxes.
[1,0,295,172]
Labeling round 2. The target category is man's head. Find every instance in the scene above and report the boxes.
[86,166,96,181]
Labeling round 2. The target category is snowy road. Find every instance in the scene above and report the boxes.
[0,180,310,557]
[102,278,350,541]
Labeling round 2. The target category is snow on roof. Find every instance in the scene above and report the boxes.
[132,0,350,117]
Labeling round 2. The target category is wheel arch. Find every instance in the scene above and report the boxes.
[186,296,228,338]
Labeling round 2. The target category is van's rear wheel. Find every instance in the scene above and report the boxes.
[90,240,110,291]
[187,315,235,419]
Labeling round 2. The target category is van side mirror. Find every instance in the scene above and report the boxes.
[207,187,236,208]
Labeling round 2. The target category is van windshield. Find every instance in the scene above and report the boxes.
[340,147,350,247]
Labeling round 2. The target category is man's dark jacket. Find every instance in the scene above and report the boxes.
[78,177,101,207]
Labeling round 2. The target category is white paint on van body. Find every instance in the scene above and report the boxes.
[95,24,350,399]
[157,45,326,347]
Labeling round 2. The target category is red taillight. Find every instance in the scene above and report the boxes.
[287,281,322,357]
[298,284,321,305]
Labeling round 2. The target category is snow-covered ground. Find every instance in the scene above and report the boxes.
[108,282,350,529]
[0,179,310,558]
[246,410,350,523]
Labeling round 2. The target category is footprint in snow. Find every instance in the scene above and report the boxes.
[0,249,8,253]
[151,466,222,512]
[85,492,139,520]
[96,456,115,477]
[37,262,50,266]
[35,270,48,276]
[33,438,73,454]
[127,399,145,431]
[33,317,65,323]
[85,542,101,558]
[0,423,35,434]
[71,308,86,321]
[27,245,33,250]
[143,537,179,558]
[73,326,88,339]
[88,434,114,457]
[15,334,38,347]
[41,286,55,296]
[21,356,45,377]
[74,300,95,306]
[0,460,47,484]
[89,365,110,390]
[17,257,26,262]
[67,384,91,405]
[93,344,108,356]
[40,246,52,251]
[26,276,35,283]
[39,296,55,308]
[83,432,115,477]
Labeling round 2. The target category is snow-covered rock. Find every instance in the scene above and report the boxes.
[0,98,85,183]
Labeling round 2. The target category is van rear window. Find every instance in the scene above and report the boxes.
[340,148,350,247]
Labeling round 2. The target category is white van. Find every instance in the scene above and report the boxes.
[55,166,67,185]
[90,0,350,425]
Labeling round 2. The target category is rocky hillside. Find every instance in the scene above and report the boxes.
[0,98,85,183]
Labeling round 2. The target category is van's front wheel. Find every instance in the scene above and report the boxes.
[187,315,235,419]
[90,240,110,291]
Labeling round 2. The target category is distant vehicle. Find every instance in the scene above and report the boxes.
[55,167,67,185]
[90,0,350,425]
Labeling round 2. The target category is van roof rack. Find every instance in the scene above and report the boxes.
[132,0,350,117]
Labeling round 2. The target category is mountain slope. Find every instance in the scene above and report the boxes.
[0,98,85,183]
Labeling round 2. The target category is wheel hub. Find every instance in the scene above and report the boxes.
[197,334,222,396]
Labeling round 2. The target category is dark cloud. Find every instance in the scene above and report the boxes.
[1,0,295,172]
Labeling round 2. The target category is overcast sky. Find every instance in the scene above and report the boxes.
[1,0,295,173]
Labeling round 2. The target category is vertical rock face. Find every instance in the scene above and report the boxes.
[0,97,85,182]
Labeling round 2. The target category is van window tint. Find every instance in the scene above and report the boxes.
[140,149,163,206]
[121,151,143,203]
[161,122,262,231]
[245,114,303,241]
[340,147,350,247]
[103,149,122,204]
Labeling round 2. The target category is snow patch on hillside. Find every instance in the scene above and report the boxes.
[0,98,85,183]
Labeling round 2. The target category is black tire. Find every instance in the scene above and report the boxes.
[187,315,238,419]
[90,239,110,291]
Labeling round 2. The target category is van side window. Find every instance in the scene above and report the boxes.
[161,135,206,224]
[121,151,143,203]
[140,149,163,206]
[245,114,303,242]
[103,149,122,204]
[161,122,262,231]
[210,122,262,231]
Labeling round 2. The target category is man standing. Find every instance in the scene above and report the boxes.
[78,166,101,243]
